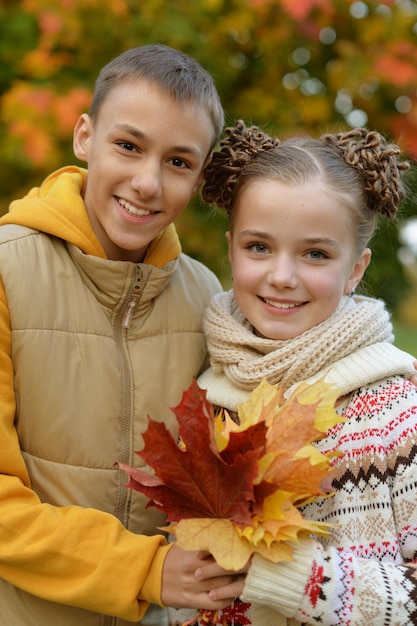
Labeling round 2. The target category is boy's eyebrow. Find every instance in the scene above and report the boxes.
[238,229,273,240]
[114,123,203,156]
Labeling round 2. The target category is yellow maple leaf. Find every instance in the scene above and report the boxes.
[238,377,285,429]
[165,518,254,570]
[213,408,240,452]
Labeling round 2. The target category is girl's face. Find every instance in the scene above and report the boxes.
[227,179,371,340]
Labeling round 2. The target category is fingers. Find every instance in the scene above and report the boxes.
[207,574,246,602]
[194,561,247,606]
[410,374,417,387]
[195,558,250,582]
[161,546,240,609]
[196,550,211,559]
[161,545,248,610]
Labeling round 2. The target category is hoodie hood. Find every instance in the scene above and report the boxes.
[1,166,181,267]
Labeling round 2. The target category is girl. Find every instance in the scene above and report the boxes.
[194,121,417,625]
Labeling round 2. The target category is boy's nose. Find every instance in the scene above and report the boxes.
[130,160,162,198]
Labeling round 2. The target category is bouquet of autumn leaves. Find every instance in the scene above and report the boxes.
[120,377,341,624]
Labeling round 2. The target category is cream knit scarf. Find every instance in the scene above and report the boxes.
[203,290,393,389]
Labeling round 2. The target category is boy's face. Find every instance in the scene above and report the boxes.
[73,79,215,262]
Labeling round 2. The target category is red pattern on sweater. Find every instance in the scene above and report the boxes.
[305,560,325,607]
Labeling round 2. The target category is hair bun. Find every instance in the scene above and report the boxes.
[321,128,410,219]
[203,120,279,211]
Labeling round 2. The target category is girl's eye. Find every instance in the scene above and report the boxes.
[307,249,328,260]
[249,243,269,254]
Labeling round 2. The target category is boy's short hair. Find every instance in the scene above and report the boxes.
[89,44,224,148]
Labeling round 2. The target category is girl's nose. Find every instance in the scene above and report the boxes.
[131,160,162,198]
[267,256,298,289]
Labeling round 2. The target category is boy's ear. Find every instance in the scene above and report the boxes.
[73,114,92,163]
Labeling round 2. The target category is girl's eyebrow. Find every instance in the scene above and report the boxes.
[113,123,202,156]
[238,231,341,250]
[302,237,341,249]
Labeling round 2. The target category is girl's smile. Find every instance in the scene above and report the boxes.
[261,297,307,311]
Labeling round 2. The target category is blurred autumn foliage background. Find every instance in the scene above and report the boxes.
[1,0,417,345]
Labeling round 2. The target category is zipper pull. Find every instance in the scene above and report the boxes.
[121,268,142,328]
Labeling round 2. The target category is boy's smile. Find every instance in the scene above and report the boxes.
[73,79,214,262]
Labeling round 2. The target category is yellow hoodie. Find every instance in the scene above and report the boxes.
[0,166,221,625]
[2,165,182,266]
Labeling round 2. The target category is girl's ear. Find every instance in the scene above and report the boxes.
[226,231,232,265]
[73,114,92,163]
[345,248,372,295]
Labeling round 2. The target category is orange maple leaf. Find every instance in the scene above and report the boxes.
[255,379,341,502]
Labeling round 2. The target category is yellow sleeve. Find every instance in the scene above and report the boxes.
[0,278,168,621]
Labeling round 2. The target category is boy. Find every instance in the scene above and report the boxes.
[0,45,238,626]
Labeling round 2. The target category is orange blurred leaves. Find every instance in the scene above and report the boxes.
[3,83,91,167]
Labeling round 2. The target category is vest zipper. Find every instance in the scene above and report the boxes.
[121,265,143,328]
[101,266,144,626]
[114,263,144,528]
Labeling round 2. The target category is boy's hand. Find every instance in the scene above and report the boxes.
[161,545,244,609]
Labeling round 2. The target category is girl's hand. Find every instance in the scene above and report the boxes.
[161,545,244,610]
[194,554,250,602]
[195,560,250,604]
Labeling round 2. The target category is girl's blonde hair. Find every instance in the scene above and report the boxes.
[203,120,410,252]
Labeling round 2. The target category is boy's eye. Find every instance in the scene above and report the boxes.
[169,157,190,169]
[118,141,137,152]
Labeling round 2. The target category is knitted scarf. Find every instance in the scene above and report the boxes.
[203,290,393,389]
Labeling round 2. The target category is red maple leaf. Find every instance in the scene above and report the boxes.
[188,599,252,625]
[120,380,268,526]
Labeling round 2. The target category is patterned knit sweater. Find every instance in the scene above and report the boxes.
[197,344,417,626]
